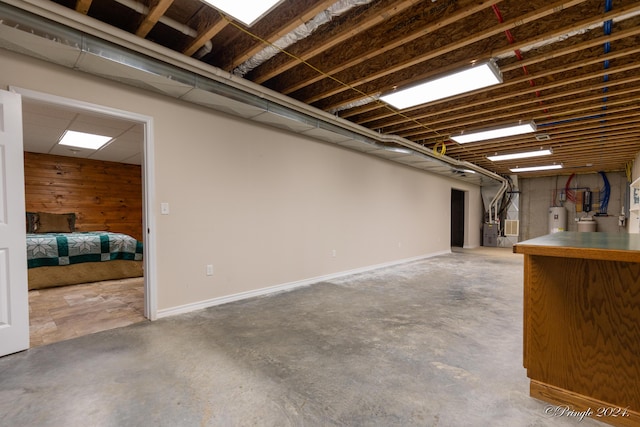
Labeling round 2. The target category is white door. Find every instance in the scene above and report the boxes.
[0,89,29,356]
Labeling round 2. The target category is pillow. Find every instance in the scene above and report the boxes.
[35,212,76,233]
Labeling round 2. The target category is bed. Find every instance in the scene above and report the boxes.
[26,212,143,290]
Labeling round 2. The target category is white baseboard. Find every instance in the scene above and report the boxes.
[157,250,450,319]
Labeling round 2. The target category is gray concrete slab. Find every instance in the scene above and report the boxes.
[0,248,605,426]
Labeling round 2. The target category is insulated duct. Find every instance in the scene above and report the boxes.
[0,0,504,188]
[331,6,640,113]
[233,0,374,77]
[494,8,640,61]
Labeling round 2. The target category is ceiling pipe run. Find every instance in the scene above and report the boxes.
[330,7,640,113]
[494,9,640,61]
[0,0,505,188]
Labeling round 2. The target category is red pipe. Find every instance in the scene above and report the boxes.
[491,5,544,100]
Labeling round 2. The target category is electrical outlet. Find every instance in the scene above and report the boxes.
[206,264,214,276]
[332,249,337,257]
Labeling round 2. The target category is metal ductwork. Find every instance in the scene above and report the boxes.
[0,0,505,187]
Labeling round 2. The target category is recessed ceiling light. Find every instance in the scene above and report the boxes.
[451,120,537,144]
[202,0,284,26]
[510,164,563,173]
[487,148,552,162]
[380,60,502,109]
[58,130,112,150]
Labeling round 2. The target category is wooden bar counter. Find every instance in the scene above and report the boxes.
[514,232,640,427]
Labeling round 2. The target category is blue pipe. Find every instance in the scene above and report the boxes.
[599,171,610,214]
[538,114,605,127]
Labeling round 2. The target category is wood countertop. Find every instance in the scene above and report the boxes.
[513,232,640,263]
[516,231,640,426]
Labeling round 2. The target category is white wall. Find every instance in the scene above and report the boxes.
[1,49,482,313]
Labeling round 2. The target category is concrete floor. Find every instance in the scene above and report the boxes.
[1,248,605,426]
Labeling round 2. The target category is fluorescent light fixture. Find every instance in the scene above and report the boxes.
[487,148,552,162]
[58,130,112,150]
[380,60,502,109]
[510,164,563,173]
[202,0,283,26]
[451,120,537,144]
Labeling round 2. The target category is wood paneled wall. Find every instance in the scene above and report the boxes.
[24,152,143,241]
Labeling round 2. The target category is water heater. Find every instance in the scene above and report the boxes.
[549,207,567,233]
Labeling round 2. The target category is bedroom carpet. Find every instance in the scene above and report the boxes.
[1,248,604,426]
[28,277,146,347]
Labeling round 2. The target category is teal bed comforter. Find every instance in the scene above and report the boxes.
[26,231,143,269]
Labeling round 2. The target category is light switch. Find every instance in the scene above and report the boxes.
[161,202,170,215]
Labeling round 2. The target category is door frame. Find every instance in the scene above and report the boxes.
[449,187,470,248]
[451,188,467,248]
[10,86,157,320]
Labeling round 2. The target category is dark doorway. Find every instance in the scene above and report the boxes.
[451,189,465,247]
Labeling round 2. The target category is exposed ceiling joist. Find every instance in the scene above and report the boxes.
[3,0,640,178]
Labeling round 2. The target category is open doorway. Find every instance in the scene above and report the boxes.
[451,189,465,247]
[13,87,156,347]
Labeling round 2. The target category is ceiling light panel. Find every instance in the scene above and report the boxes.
[380,61,502,110]
[487,148,552,162]
[202,0,284,26]
[451,121,537,144]
[58,130,112,150]
[510,164,562,173]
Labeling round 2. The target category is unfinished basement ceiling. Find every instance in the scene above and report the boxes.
[5,0,640,177]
